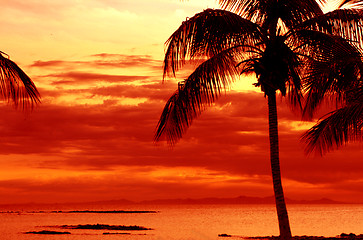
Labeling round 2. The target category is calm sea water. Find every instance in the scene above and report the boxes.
[0,204,362,240]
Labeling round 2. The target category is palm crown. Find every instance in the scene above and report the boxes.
[155,0,363,144]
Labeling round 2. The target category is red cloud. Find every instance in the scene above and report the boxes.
[1,52,361,204]
[30,54,162,70]
[0,89,361,186]
[45,72,151,85]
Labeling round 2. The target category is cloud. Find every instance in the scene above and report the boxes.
[2,50,363,205]
[0,167,273,204]
[1,164,362,204]
[91,53,162,69]
[1,88,361,186]
[29,53,164,91]
[89,0,217,16]
[0,85,362,204]
[87,82,176,101]
[31,54,162,70]
[0,0,72,18]
[46,72,150,85]
[30,60,66,68]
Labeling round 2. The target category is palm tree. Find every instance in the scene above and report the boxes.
[154,0,363,238]
[0,51,40,108]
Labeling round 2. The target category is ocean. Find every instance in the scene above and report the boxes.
[0,204,362,240]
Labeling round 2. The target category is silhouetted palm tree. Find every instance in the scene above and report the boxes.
[155,0,363,238]
[0,51,40,108]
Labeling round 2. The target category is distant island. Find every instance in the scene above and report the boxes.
[58,224,152,231]
[0,195,350,210]
[138,196,345,205]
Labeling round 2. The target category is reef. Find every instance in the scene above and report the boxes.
[58,224,152,231]
[24,230,71,235]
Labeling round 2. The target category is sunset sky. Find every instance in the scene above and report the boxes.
[0,0,362,205]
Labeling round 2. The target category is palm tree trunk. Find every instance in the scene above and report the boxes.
[267,92,292,239]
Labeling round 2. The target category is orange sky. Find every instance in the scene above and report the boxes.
[0,0,362,205]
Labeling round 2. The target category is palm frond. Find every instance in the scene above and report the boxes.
[155,51,240,144]
[218,0,323,29]
[278,0,324,29]
[163,8,262,78]
[302,100,363,155]
[300,9,363,48]
[289,29,363,118]
[315,0,363,10]
[315,0,329,10]
[0,53,41,109]
[338,0,363,9]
